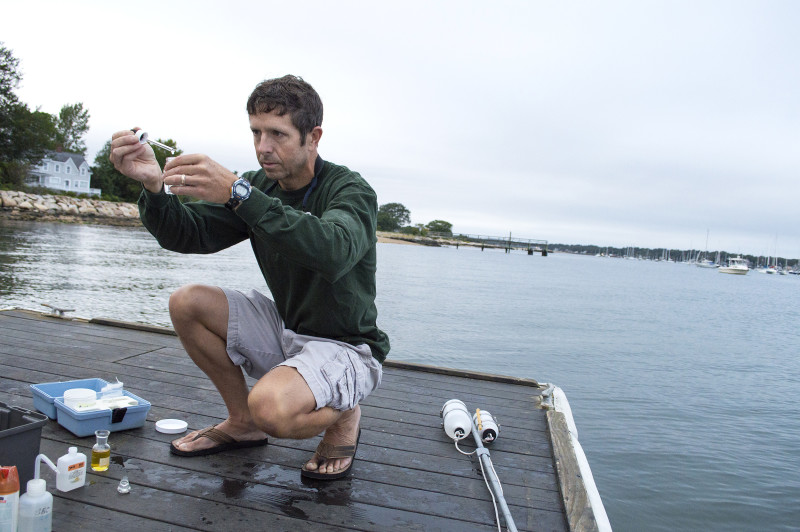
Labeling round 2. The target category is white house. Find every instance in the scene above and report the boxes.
[27,151,101,196]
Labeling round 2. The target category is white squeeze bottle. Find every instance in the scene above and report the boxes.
[56,447,86,492]
[18,478,53,532]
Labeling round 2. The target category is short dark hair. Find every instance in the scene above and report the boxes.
[246,75,323,145]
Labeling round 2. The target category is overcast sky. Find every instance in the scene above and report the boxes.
[3,1,798,256]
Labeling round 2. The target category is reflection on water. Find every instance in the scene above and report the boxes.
[2,219,800,532]
[0,219,266,326]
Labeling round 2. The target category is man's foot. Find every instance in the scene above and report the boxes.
[301,405,361,479]
[170,419,268,457]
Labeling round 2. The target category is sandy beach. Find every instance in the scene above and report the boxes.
[376,232,424,245]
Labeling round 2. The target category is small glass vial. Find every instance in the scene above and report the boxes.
[91,430,111,472]
[164,157,176,194]
[117,476,131,494]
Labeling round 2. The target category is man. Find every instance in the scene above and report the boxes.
[109,75,389,480]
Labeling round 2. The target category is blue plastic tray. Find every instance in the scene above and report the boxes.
[30,378,110,420]
[54,390,150,437]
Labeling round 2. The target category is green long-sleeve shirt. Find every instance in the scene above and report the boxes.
[138,157,389,362]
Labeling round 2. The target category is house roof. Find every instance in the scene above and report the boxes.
[46,151,88,167]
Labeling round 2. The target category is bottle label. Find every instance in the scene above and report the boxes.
[67,461,85,483]
[0,492,19,526]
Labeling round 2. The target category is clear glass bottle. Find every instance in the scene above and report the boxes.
[117,476,131,494]
[91,430,110,472]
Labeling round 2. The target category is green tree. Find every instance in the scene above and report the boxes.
[0,42,23,167]
[0,42,21,109]
[55,103,90,155]
[0,103,57,185]
[425,220,453,235]
[0,42,58,184]
[377,202,411,232]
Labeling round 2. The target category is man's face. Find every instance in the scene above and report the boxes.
[249,110,317,190]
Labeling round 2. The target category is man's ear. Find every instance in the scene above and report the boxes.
[308,126,323,149]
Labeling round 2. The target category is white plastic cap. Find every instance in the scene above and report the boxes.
[155,419,188,434]
[26,478,46,495]
[68,446,77,454]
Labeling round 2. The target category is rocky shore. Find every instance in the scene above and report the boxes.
[0,190,141,226]
[0,191,441,247]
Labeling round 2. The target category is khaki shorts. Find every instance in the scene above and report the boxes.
[223,288,382,411]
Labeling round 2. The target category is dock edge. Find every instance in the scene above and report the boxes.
[541,384,612,532]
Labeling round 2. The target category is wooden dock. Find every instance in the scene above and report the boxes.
[0,309,600,531]
[430,233,549,255]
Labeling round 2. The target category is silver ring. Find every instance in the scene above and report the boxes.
[180,174,186,186]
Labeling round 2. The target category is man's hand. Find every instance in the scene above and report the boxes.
[109,129,164,193]
[162,154,238,204]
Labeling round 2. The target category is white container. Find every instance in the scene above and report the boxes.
[472,410,499,443]
[440,399,472,440]
[18,478,52,532]
[63,389,96,410]
[0,465,20,532]
[100,379,123,399]
[0,490,18,532]
[56,447,86,492]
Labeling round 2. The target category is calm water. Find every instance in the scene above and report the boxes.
[1,219,799,532]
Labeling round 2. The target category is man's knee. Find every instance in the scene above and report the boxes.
[169,285,228,334]
[169,284,205,319]
[248,368,317,438]
[248,385,293,438]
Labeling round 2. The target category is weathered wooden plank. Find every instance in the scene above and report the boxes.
[548,410,599,532]
[89,316,177,335]
[0,312,175,350]
[383,359,539,387]
[53,499,199,532]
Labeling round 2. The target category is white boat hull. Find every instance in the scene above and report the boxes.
[719,256,749,275]
[719,266,748,275]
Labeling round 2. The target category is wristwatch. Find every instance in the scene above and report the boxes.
[225,178,252,210]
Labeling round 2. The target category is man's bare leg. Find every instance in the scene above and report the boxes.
[248,366,361,475]
[168,284,267,453]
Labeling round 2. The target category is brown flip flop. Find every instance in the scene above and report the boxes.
[170,425,268,457]
[301,428,361,480]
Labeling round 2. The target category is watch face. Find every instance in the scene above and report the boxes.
[232,179,251,200]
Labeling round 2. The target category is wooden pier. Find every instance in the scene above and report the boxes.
[430,233,549,255]
[0,309,600,531]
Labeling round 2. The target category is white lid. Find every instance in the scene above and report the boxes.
[26,478,46,495]
[64,388,96,400]
[155,419,188,434]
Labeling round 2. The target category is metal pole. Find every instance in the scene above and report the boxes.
[471,424,518,531]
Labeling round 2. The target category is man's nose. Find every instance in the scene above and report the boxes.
[257,137,274,153]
